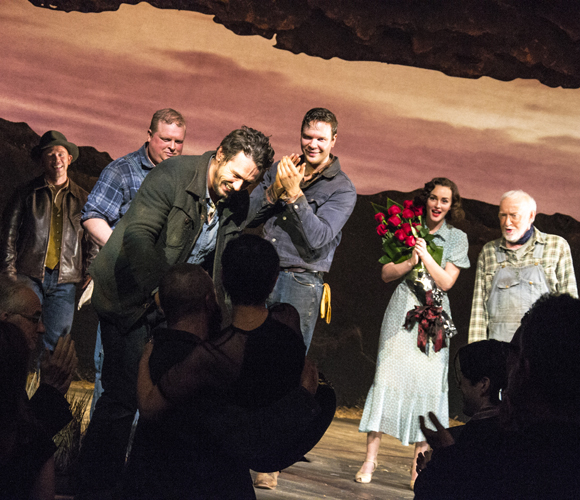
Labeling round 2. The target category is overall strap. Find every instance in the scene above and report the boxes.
[494,241,507,264]
[532,240,545,260]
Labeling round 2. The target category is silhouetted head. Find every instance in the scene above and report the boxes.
[506,294,580,424]
[221,234,279,306]
[0,321,30,426]
[455,340,512,416]
[159,263,221,335]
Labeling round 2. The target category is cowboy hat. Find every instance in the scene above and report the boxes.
[31,130,79,162]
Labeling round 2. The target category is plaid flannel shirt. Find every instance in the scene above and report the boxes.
[81,143,154,229]
[468,228,577,343]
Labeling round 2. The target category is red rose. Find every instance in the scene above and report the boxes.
[401,222,412,234]
[405,235,416,247]
[387,214,402,227]
[403,200,414,209]
[413,206,423,216]
[387,205,401,216]
[402,208,415,219]
[412,222,421,228]
[377,224,389,236]
[374,212,385,223]
[394,229,406,241]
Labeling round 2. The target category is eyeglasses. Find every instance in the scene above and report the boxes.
[11,311,42,324]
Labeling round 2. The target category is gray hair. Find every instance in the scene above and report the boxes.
[500,190,537,213]
[0,277,31,315]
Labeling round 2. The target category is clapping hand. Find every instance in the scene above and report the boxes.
[416,450,433,474]
[39,334,78,395]
[419,411,455,450]
[277,154,304,201]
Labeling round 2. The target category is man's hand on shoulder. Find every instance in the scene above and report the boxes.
[39,334,78,395]
[300,358,319,395]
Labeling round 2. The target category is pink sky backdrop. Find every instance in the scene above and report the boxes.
[2,0,580,219]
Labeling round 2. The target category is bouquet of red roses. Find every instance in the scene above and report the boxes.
[373,198,455,353]
[372,199,442,266]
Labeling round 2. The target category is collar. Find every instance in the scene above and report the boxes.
[34,175,84,200]
[302,155,341,178]
[431,220,451,242]
[185,151,218,200]
[139,142,156,170]
[46,178,70,191]
[470,405,500,421]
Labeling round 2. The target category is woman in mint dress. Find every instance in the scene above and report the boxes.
[355,178,470,488]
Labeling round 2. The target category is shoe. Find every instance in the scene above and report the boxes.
[254,472,279,490]
[354,460,377,483]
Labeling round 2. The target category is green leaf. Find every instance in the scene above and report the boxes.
[387,198,403,210]
[417,227,429,238]
[371,202,389,215]
[379,255,393,264]
[427,243,444,266]
[394,252,413,264]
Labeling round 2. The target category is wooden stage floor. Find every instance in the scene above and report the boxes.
[252,418,416,500]
[62,383,418,499]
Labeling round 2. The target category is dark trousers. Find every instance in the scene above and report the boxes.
[76,318,149,496]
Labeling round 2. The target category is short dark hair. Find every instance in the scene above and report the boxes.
[455,340,512,405]
[221,234,279,306]
[301,108,338,136]
[149,108,186,133]
[159,264,214,325]
[514,294,580,417]
[217,126,275,173]
[415,177,465,223]
[0,321,30,425]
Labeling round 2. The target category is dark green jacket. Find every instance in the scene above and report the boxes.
[90,151,249,332]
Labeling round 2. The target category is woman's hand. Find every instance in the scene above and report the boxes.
[414,238,431,262]
[414,237,461,291]
[410,246,420,267]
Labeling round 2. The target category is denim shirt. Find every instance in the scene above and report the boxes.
[188,186,219,266]
[81,143,154,229]
[249,156,356,272]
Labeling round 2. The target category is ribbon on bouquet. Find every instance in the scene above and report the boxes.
[404,289,447,353]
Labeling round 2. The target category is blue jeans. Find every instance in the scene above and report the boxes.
[19,268,76,350]
[267,270,324,352]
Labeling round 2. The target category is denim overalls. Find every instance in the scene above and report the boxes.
[487,241,549,342]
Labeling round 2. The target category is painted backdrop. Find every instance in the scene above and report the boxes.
[1,0,580,219]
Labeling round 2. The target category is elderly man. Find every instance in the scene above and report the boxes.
[468,190,577,343]
[81,108,186,414]
[0,131,98,351]
[250,108,357,352]
[0,277,77,437]
[76,126,275,498]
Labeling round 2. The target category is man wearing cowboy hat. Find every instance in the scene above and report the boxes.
[0,130,98,351]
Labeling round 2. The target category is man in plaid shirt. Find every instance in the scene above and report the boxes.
[81,108,186,414]
[468,190,577,343]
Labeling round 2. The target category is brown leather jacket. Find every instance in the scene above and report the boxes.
[0,176,99,284]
